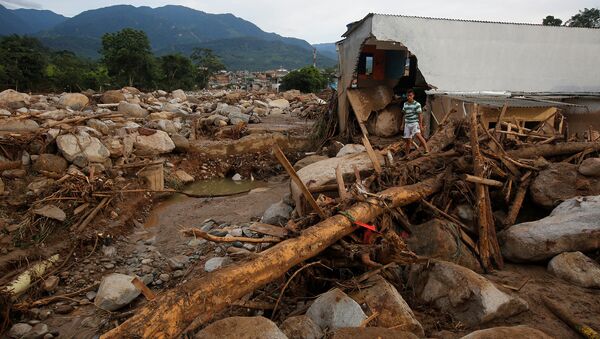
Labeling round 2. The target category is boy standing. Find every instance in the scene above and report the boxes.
[402,89,429,155]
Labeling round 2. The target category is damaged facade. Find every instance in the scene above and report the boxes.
[336,14,600,138]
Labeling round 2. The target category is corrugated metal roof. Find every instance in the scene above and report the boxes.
[443,96,575,108]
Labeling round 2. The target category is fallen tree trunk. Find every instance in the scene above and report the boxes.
[508,142,600,159]
[100,177,442,339]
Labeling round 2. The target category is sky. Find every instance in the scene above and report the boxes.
[1,0,598,43]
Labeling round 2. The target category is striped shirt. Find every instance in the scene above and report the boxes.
[403,101,422,124]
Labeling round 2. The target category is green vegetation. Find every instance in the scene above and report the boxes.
[280,66,328,93]
[543,8,600,28]
[0,29,229,92]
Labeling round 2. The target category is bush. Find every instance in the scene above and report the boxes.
[280,66,327,93]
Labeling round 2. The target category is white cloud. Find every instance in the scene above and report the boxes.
[8,0,599,42]
[0,0,42,9]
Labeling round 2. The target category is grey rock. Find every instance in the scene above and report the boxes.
[366,105,401,137]
[159,273,170,282]
[134,130,175,155]
[168,255,189,270]
[548,251,600,288]
[579,158,600,177]
[194,316,286,339]
[7,323,32,338]
[530,163,600,208]
[94,273,141,311]
[460,325,553,339]
[0,119,39,132]
[499,196,600,262]
[171,89,186,101]
[336,144,366,158]
[204,257,231,272]
[293,155,329,171]
[306,288,367,331]
[269,99,290,109]
[280,315,323,339]
[408,260,528,326]
[86,119,109,135]
[228,111,251,125]
[56,133,110,163]
[329,328,418,339]
[170,134,190,152]
[118,102,148,118]
[262,201,293,226]
[23,323,49,339]
[86,291,97,301]
[0,89,30,108]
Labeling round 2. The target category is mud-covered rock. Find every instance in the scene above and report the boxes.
[280,315,323,339]
[195,316,287,339]
[409,260,528,326]
[0,119,39,132]
[118,102,148,118]
[460,325,552,339]
[336,144,366,157]
[58,93,89,110]
[350,275,423,336]
[499,196,600,262]
[530,163,600,208]
[306,288,367,331]
[33,154,68,174]
[329,327,418,339]
[262,201,293,226]
[548,251,600,288]
[101,90,125,104]
[367,105,401,137]
[170,134,190,152]
[134,130,175,155]
[94,273,141,311]
[171,89,187,102]
[579,157,600,177]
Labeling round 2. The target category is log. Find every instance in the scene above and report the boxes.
[461,174,503,187]
[100,177,442,339]
[503,172,532,228]
[508,142,600,159]
[544,297,600,339]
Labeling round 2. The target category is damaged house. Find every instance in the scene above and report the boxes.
[336,14,600,140]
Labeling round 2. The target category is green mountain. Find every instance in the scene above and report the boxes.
[313,42,337,61]
[0,4,67,35]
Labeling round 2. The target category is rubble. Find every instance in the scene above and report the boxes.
[306,288,367,331]
[548,251,600,288]
[195,316,287,339]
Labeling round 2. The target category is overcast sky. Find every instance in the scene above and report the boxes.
[1,0,598,43]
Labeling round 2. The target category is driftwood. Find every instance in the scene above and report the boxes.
[100,177,441,339]
[508,142,600,159]
[503,172,532,228]
[461,174,503,187]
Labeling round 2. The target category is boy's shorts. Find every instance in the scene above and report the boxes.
[403,122,421,139]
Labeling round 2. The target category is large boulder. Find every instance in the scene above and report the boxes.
[0,119,39,132]
[56,133,110,163]
[280,315,323,339]
[350,275,424,336]
[269,98,290,110]
[579,157,600,177]
[408,260,528,326]
[293,155,329,171]
[171,89,187,101]
[194,316,287,339]
[367,105,401,137]
[407,218,481,272]
[460,325,552,339]
[548,251,600,288]
[336,144,366,157]
[329,328,418,339]
[499,196,600,262]
[0,89,30,109]
[229,111,251,125]
[33,154,68,174]
[134,130,175,155]
[292,152,384,215]
[262,201,293,226]
[118,101,149,118]
[58,93,89,110]
[170,134,190,152]
[101,90,125,104]
[530,163,600,208]
[306,288,367,331]
[94,273,141,311]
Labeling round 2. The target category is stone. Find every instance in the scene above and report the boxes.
[306,288,367,331]
[336,144,366,157]
[530,163,600,208]
[94,273,141,311]
[0,89,29,108]
[262,201,293,226]
[27,178,54,193]
[367,105,401,137]
[7,323,32,338]
[118,102,148,118]
[280,315,323,339]
[86,291,97,301]
[86,119,109,135]
[0,119,39,132]
[407,219,481,272]
[3,168,26,178]
[42,276,60,292]
[159,273,170,282]
[293,155,329,171]
[101,90,125,104]
[0,108,11,116]
[155,119,178,134]
[24,323,49,339]
[56,133,110,163]
[33,205,66,222]
[579,157,600,177]
[330,328,418,339]
[408,260,528,326]
[350,275,423,336]
[33,154,68,175]
[168,255,189,270]
[460,325,553,339]
[228,111,251,125]
[134,130,175,155]
[175,170,194,183]
[499,196,600,262]
[269,98,290,110]
[171,89,187,101]
[204,257,231,272]
[548,251,600,288]
[194,316,286,339]
[58,93,89,110]
[38,109,68,120]
[170,134,189,152]
[232,173,242,181]
[54,304,74,314]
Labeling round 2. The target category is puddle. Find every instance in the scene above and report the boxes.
[144,178,267,228]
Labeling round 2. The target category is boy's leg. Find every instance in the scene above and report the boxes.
[404,138,412,156]
[415,133,430,153]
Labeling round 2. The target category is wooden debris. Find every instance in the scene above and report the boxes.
[461,174,504,187]
[132,277,156,301]
[182,228,281,244]
[248,223,289,238]
[544,297,600,339]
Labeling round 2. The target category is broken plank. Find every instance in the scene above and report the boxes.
[362,135,382,174]
[273,144,326,218]
[503,173,531,228]
[131,277,156,301]
[336,163,348,200]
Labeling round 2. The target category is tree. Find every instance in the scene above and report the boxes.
[100,28,158,88]
[0,35,47,91]
[280,66,328,93]
[159,54,196,90]
[566,8,600,28]
[191,48,225,88]
[542,15,563,26]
